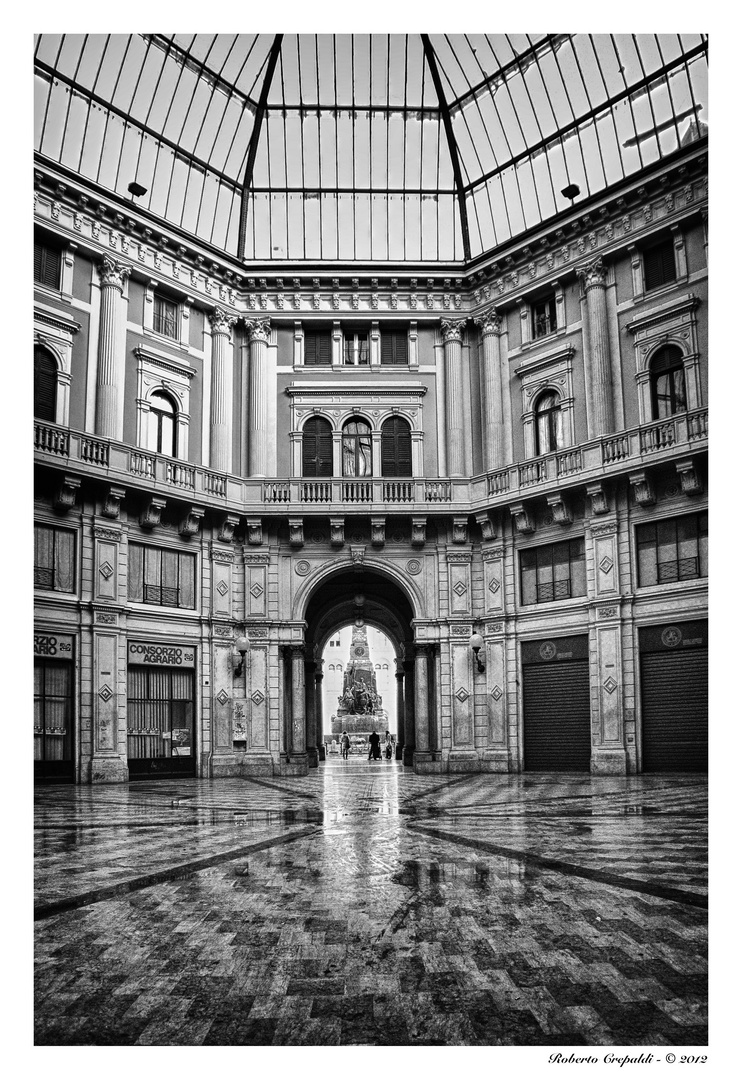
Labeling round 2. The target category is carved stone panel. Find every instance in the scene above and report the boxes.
[452,643,473,746]
[483,547,506,615]
[95,539,118,601]
[247,562,267,618]
[93,632,119,753]
[212,554,232,618]
[247,644,269,749]
[595,624,622,744]
[212,644,234,751]
[594,530,618,596]
[486,638,507,747]
[448,558,471,615]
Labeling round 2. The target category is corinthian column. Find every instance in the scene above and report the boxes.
[579,258,614,435]
[245,318,271,477]
[441,318,468,477]
[208,307,237,473]
[95,258,130,439]
[474,307,504,471]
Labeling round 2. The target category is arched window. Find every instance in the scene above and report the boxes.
[381,416,412,476]
[148,391,177,457]
[34,345,57,421]
[650,346,687,419]
[302,417,333,476]
[342,418,372,477]
[534,391,563,455]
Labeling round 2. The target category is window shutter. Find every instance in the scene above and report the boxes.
[381,417,412,476]
[34,348,57,420]
[304,331,331,366]
[381,330,408,365]
[644,240,676,290]
[34,242,61,288]
[303,418,333,476]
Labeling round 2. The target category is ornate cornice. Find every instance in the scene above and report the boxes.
[133,344,195,380]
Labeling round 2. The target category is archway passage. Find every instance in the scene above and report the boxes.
[302,567,417,766]
[322,623,398,759]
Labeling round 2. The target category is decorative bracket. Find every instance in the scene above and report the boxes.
[452,517,469,544]
[475,511,497,541]
[289,518,304,549]
[102,485,126,519]
[179,507,204,538]
[217,514,240,544]
[509,501,535,535]
[546,493,573,526]
[53,475,81,514]
[330,518,345,548]
[586,481,611,516]
[629,470,656,507]
[371,518,386,548]
[246,518,263,545]
[139,496,167,530]
[675,459,703,497]
[411,517,427,548]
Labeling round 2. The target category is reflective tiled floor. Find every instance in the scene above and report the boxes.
[34,760,707,1046]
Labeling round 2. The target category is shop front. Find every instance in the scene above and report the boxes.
[127,641,197,779]
[34,631,75,783]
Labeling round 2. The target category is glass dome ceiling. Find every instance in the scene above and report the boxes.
[34,34,708,265]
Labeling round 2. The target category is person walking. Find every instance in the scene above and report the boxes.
[341,731,350,760]
[368,730,381,761]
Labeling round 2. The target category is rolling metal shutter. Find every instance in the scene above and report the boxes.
[639,621,707,772]
[522,636,591,771]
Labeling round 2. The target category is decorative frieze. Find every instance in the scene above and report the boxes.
[482,547,506,561]
[211,545,235,564]
[591,521,618,537]
[93,525,121,542]
[446,551,473,564]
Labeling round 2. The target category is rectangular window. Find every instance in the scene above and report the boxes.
[636,512,707,587]
[153,294,179,339]
[34,524,76,593]
[643,239,676,291]
[532,296,557,339]
[34,239,62,290]
[520,539,586,605]
[303,328,332,365]
[380,328,409,365]
[128,543,197,608]
[343,330,369,366]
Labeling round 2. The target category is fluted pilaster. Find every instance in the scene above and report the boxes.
[95,258,130,439]
[414,647,430,752]
[579,258,614,435]
[474,307,504,471]
[208,307,236,473]
[245,318,271,477]
[291,646,306,755]
[441,318,467,477]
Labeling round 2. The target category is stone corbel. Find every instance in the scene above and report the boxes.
[676,459,703,497]
[411,518,427,547]
[509,501,535,535]
[139,496,167,530]
[546,493,573,526]
[452,517,469,544]
[102,485,126,519]
[629,470,656,507]
[330,518,345,548]
[371,518,386,547]
[179,507,204,538]
[53,476,81,514]
[217,514,240,544]
[289,518,304,548]
[246,518,263,545]
[475,511,497,541]
[586,481,611,516]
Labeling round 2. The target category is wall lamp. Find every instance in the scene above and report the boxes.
[128,181,148,199]
[469,632,485,674]
[234,636,248,678]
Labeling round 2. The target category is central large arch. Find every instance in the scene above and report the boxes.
[291,565,433,769]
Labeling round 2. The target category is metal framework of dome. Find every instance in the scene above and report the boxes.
[34,33,708,266]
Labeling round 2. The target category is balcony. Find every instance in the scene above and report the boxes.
[34,408,707,519]
[475,408,708,507]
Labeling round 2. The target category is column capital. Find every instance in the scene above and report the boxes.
[577,256,607,289]
[473,306,502,336]
[209,306,238,335]
[440,317,467,343]
[244,317,272,344]
[98,256,130,290]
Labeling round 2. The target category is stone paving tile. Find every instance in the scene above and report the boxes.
[34,763,707,1046]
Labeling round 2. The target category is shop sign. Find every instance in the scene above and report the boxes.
[128,642,196,668]
[34,633,74,658]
